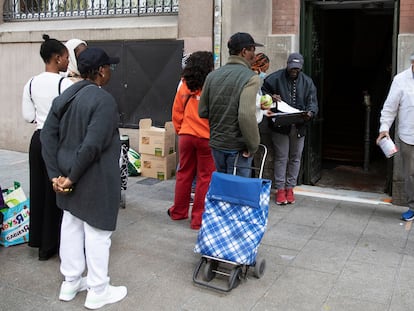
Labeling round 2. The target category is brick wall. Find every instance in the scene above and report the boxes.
[272,0,300,34]
[400,0,414,33]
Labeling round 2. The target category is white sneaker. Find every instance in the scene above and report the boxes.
[59,277,87,301]
[84,285,127,310]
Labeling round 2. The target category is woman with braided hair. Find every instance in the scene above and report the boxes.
[252,53,271,123]
[251,52,270,76]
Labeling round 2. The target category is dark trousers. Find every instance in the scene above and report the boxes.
[28,130,62,258]
[270,126,305,189]
[400,141,414,209]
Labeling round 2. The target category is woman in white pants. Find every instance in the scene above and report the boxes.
[41,47,127,310]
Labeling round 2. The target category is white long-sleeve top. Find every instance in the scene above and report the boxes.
[255,76,266,123]
[256,93,264,123]
[22,72,73,130]
[379,66,414,145]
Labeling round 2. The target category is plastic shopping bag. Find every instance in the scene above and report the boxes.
[2,181,27,207]
[127,147,141,176]
[0,199,30,247]
[0,186,5,208]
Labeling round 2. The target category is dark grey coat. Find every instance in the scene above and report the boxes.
[41,80,121,231]
[262,69,319,137]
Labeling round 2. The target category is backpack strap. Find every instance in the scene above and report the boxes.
[58,77,65,95]
[27,77,37,123]
[29,76,65,100]
[29,77,34,102]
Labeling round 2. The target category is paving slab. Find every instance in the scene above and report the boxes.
[0,149,412,311]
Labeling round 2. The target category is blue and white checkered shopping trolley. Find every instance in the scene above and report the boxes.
[193,146,271,291]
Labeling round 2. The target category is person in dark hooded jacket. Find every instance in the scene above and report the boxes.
[41,47,127,310]
[262,52,318,205]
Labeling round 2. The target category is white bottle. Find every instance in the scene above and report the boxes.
[378,137,398,158]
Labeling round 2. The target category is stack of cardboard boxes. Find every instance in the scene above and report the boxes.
[138,118,176,180]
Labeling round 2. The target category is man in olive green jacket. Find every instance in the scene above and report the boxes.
[199,32,262,177]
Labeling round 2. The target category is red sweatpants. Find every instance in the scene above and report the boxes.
[169,134,215,228]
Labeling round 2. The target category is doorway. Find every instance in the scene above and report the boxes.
[301,0,397,194]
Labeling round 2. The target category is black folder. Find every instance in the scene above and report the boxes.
[266,108,308,126]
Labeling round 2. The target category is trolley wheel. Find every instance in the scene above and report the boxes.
[254,257,266,279]
[202,260,218,282]
[228,266,242,289]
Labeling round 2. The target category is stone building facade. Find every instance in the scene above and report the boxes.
[1,0,413,203]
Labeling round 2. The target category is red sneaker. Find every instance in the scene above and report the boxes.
[286,188,295,204]
[276,189,287,205]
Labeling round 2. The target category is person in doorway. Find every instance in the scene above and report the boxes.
[40,47,127,309]
[64,38,88,82]
[168,51,216,230]
[22,34,72,260]
[199,32,262,177]
[262,52,318,205]
[377,52,414,221]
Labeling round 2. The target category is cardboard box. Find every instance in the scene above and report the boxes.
[139,118,176,156]
[140,153,176,180]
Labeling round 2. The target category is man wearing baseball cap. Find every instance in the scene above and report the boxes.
[41,47,127,309]
[199,32,263,177]
[262,52,318,205]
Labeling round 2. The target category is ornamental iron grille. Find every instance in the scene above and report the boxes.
[3,0,178,21]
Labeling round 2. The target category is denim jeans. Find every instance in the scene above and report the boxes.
[211,149,253,177]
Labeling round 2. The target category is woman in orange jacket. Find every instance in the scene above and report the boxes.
[168,51,215,230]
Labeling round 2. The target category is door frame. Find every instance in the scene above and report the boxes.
[299,0,399,190]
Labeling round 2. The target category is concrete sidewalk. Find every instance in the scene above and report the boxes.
[1,149,413,311]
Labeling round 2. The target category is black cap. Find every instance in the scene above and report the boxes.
[287,52,304,70]
[227,32,264,51]
[78,47,120,75]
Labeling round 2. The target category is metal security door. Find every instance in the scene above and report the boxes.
[92,40,184,128]
[300,1,323,185]
[122,40,183,128]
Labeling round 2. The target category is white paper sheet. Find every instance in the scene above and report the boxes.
[276,100,302,113]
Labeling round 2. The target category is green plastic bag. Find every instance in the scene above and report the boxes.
[2,182,27,208]
[127,148,141,176]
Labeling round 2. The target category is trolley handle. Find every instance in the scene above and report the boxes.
[233,144,268,178]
